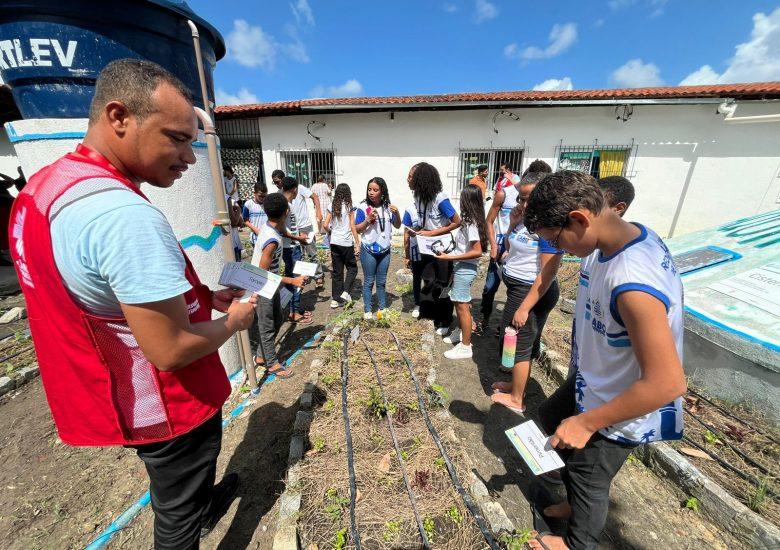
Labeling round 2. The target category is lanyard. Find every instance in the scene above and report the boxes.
[416,200,430,229]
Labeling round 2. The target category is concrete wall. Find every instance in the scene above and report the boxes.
[257,102,780,237]
[0,128,20,196]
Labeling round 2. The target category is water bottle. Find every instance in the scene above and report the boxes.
[502,327,517,370]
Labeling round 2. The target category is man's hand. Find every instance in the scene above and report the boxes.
[213,288,250,313]
[290,275,306,288]
[416,229,432,237]
[549,415,596,450]
[367,210,378,224]
[225,299,256,332]
[355,245,361,258]
[389,204,399,216]
[512,307,529,328]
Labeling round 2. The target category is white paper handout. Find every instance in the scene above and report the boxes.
[708,263,780,317]
[416,233,455,256]
[293,261,318,277]
[279,287,293,309]
[505,420,565,475]
[219,262,282,301]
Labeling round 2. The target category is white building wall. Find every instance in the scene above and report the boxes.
[259,102,780,237]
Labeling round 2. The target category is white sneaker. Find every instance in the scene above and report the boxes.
[330,300,340,309]
[444,343,473,359]
[435,326,450,337]
[363,311,374,320]
[340,291,352,302]
[412,306,420,318]
[443,328,461,344]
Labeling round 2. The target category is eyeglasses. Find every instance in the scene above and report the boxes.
[549,224,565,249]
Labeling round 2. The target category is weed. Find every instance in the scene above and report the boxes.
[376,308,401,327]
[321,373,339,386]
[370,430,384,448]
[412,469,431,490]
[499,529,534,549]
[626,453,638,465]
[332,527,348,550]
[684,497,700,512]
[423,517,436,543]
[747,478,769,512]
[313,437,326,452]
[445,506,462,525]
[704,430,721,445]
[411,434,424,454]
[400,450,409,461]
[383,520,402,542]
[405,401,419,412]
[427,383,449,408]
[363,386,396,418]
[239,383,250,394]
[14,331,28,342]
[323,399,335,411]
[324,487,349,522]
[395,282,413,295]
[5,362,14,376]
[433,457,446,470]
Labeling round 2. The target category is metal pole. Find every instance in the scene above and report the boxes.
[188,20,258,392]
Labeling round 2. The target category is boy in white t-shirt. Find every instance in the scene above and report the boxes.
[522,171,686,550]
[242,182,268,244]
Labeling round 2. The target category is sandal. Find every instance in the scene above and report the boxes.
[289,313,313,325]
[267,364,294,379]
[315,279,324,289]
[491,381,512,394]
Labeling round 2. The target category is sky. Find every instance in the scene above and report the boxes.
[183,0,780,106]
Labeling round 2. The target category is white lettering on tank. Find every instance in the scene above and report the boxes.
[52,40,77,68]
[29,39,52,67]
[13,39,32,67]
[0,40,18,69]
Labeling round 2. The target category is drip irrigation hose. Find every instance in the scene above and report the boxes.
[687,388,778,445]
[340,333,362,549]
[0,345,35,364]
[683,409,775,477]
[390,331,500,550]
[681,436,778,499]
[360,336,430,549]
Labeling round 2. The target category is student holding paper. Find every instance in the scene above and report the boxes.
[408,162,460,332]
[522,171,686,550]
[250,193,305,378]
[323,183,360,308]
[355,177,401,319]
[280,176,313,324]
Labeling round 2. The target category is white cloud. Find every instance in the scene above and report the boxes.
[216,87,259,106]
[226,20,277,69]
[474,0,498,23]
[309,79,364,98]
[609,0,667,16]
[443,2,458,13]
[282,25,310,63]
[679,7,780,85]
[610,58,664,87]
[290,0,315,27]
[510,23,577,60]
[532,77,574,91]
[594,18,605,28]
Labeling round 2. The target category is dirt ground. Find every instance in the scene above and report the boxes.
[0,247,760,549]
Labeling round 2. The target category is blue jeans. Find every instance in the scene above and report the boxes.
[282,245,303,314]
[480,239,506,320]
[360,248,391,312]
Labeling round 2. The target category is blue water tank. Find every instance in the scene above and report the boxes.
[0,0,225,119]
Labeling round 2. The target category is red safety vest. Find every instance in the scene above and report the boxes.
[8,144,230,446]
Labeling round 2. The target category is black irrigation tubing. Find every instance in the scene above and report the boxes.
[390,331,501,550]
[360,336,431,550]
[684,409,775,478]
[0,345,35,364]
[340,333,362,550]
[681,436,779,499]
[687,388,779,445]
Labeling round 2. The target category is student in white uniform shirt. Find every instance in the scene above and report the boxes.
[241,182,268,245]
[490,171,563,414]
[522,171,686,550]
[323,184,360,309]
[433,185,488,359]
[355,177,401,319]
[408,162,461,331]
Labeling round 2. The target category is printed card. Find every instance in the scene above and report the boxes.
[505,420,565,475]
[293,261,318,277]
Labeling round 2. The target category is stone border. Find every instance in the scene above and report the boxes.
[272,322,516,549]
[538,347,780,549]
[0,364,39,398]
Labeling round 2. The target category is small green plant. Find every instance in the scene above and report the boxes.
[363,386,396,418]
[410,434,424,454]
[423,517,436,543]
[370,430,384,448]
[323,398,335,411]
[747,479,769,512]
[685,497,700,512]
[433,457,446,470]
[499,529,534,549]
[445,506,462,525]
[626,453,639,465]
[239,383,250,394]
[14,331,28,342]
[375,308,401,327]
[395,282,413,295]
[332,527,348,550]
[321,373,339,386]
[427,383,449,408]
[5,362,14,376]
[400,450,409,461]
[383,520,402,542]
[704,430,721,445]
[324,488,349,522]
[313,437,326,452]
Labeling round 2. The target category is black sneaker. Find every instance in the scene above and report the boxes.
[200,473,239,539]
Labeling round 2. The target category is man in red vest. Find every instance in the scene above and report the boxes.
[9,59,256,548]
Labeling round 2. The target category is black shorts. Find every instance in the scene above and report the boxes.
[500,275,560,363]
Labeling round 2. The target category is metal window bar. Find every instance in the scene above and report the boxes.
[456,147,524,194]
[554,139,638,178]
[279,148,336,188]
[215,117,262,149]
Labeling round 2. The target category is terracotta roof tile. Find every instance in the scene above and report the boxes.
[215,82,780,118]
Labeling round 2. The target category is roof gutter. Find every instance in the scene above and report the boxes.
[297,97,758,112]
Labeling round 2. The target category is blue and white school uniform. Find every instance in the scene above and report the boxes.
[414,191,457,231]
[242,199,267,244]
[402,206,421,263]
[250,223,282,274]
[494,184,519,251]
[449,223,480,303]
[502,223,561,283]
[573,223,684,444]
[355,201,397,254]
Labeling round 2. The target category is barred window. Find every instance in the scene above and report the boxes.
[457,147,524,193]
[279,149,336,188]
[555,140,637,179]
